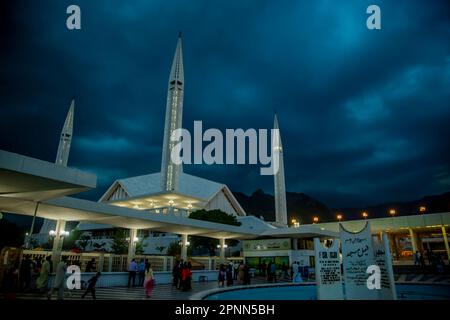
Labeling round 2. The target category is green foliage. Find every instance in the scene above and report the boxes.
[92,242,107,251]
[166,240,192,257]
[135,237,147,255]
[111,229,128,254]
[166,241,181,256]
[188,209,241,256]
[78,234,92,252]
[188,209,242,226]
[62,229,83,250]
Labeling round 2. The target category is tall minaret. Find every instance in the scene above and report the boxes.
[161,34,184,192]
[273,113,288,226]
[39,100,74,235]
[55,99,75,166]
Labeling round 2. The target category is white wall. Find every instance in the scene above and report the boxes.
[205,190,238,216]
[48,270,219,288]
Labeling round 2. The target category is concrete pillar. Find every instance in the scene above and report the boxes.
[127,228,138,265]
[219,238,226,264]
[108,255,113,272]
[98,254,104,272]
[51,219,66,267]
[208,257,213,270]
[292,238,298,250]
[442,226,450,261]
[181,234,188,262]
[388,233,398,260]
[163,256,168,272]
[409,228,418,254]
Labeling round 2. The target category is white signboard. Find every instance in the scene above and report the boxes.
[373,233,397,300]
[314,238,343,300]
[340,222,377,300]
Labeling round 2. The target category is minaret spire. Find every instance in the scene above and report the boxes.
[273,113,288,226]
[55,99,74,166]
[39,99,75,237]
[161,35,184,191]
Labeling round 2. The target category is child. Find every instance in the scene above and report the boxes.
[81,272,101,300]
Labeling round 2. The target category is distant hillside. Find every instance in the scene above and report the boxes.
[233,189,332,223]
[233,190,450,224]
[334,192,450,221]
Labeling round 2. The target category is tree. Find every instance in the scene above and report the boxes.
[189,209,242,226]
[111,229,128,254]
[188,209,241,256]
[92,242,107,251]
[166,241,181,257]
[166,240,192,257]
[135,237,148,255]
[63,229,83,250]
[78,234,92,252]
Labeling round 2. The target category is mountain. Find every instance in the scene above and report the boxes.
[232,190,450,224]
[334,192,450,221]
[233,189,332,224]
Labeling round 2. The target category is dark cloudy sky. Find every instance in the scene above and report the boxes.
[0,0,449,208]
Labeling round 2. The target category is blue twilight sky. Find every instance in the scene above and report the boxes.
[0,0,449,208]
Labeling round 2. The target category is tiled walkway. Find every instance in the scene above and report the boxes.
[14,277,291,300]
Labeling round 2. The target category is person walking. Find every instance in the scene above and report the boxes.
[36,256,51,293]
[144,263,155,298]
[243,264,251,285]
[85,258,96,273]
[291,261,299,283]
[172,260,180,289]
[238,262,245,285]
[271,262,277,283]
[181,262,192,292]
[226,263,233,286]
[233,261,239,280]
[81,272,101,300]
[127,258,138,288]
[138,259,146,287]
[218,264,226,287]
[47,256,67,300]
[414,251,420,266]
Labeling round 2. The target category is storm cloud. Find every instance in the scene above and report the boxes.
[0,0,449,208]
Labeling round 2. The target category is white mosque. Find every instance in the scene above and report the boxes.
[36,35,288,254]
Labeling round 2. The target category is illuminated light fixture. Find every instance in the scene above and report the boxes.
[25,232,29,236]
[185,241,190,246]
[313,216,319,224]
[187,203,193,210]
[217,244,228,249]
[133,237,139,242]
[168,200,175,207]
[389,209,396,216]
[61,230,70,237]
[49,230,56,237]
[337,214,343,221]
[362,211,368,219]
[419,206,426,213]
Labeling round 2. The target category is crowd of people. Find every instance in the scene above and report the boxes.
[172,259,193,291]
[413,249,447,273]
[127,258,155,298]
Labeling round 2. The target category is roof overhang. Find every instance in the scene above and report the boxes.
[0,150,96,201]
